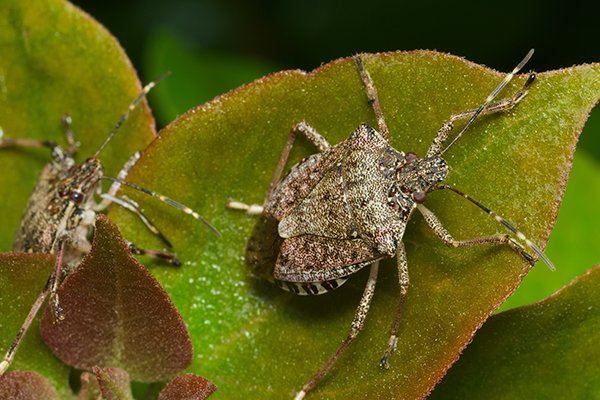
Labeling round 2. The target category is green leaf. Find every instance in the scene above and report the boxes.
[500,148,600,311]
[430,264,600,399]
[0,0,156,252]
[40,216,193,382]
[0,370,60,399]
[0,253,70,397]
[110,53,600,398]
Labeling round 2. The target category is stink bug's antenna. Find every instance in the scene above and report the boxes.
[93,72,171,158]
[102,176,221,238]
[440,49,534,155]
[437,184,555,271]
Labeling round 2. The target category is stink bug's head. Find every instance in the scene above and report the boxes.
[56,158,104,207]
[395,153,448,204]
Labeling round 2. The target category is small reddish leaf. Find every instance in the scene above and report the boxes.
[158,374,217,400]
[93,367,133,400]
[40,215,193,382]
[0,370,59,400]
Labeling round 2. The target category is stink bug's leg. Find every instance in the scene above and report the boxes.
[227,122,330,215]
[267,122,330,200]
[100,193,173,248]
[94,151,141,211]
[296,261,380,400]
[354,55,390,140]
[380,242,409,369]
[435,184,554,270]
[61,115,79,156]
[0,276,51,375]
[94,151,174,248]
[49,241,67,321]
[0,242,66,376]
[128,242,182,267]
[417,203,540,266]
[225,199,264,216]
[427,72,536,158]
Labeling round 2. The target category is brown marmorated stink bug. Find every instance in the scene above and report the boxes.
[0,76,220,375]
[227,49,555,399]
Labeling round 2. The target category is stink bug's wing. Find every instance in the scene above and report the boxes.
[274,234,384,282]
[279,124,405,255]
[266,143,346,221]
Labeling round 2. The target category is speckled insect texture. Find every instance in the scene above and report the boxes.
[228,49,554,400]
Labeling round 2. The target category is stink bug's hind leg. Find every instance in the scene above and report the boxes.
[0,242,66,376]
[226,122,330,216]
[380,242,409,369]
[296,261,380,400]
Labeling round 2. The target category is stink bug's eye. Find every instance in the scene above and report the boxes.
[412,191,427,203]
[69,191,84,204]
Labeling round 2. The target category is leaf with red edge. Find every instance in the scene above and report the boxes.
[0,371,59,400]
[111,52,600,398]
[40,215,192,382]
[158,374,217,400]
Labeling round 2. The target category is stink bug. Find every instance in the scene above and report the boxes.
[0,76,219,375]
[227,49,554,399]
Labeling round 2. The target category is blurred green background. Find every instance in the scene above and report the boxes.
[71,0,599,311]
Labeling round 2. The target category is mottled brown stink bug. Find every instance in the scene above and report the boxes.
[227,49,554,399]
[0,77,219,374]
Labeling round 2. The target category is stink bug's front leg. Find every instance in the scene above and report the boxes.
[426,69,536,158]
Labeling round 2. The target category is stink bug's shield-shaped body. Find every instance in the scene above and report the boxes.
[0,77,219,375]
[228,49,554,399]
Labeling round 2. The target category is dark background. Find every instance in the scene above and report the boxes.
[71,0,599,153]
[73,0,596,73]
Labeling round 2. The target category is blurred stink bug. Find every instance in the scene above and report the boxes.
[227,49,554,399]
[0,76,220,375]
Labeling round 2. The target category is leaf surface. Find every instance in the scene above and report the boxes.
[110,52,600,398]
[431,264,600,399]
[0,253,70,397]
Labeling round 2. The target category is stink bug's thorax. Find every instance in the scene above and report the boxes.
[386,150,448,212]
